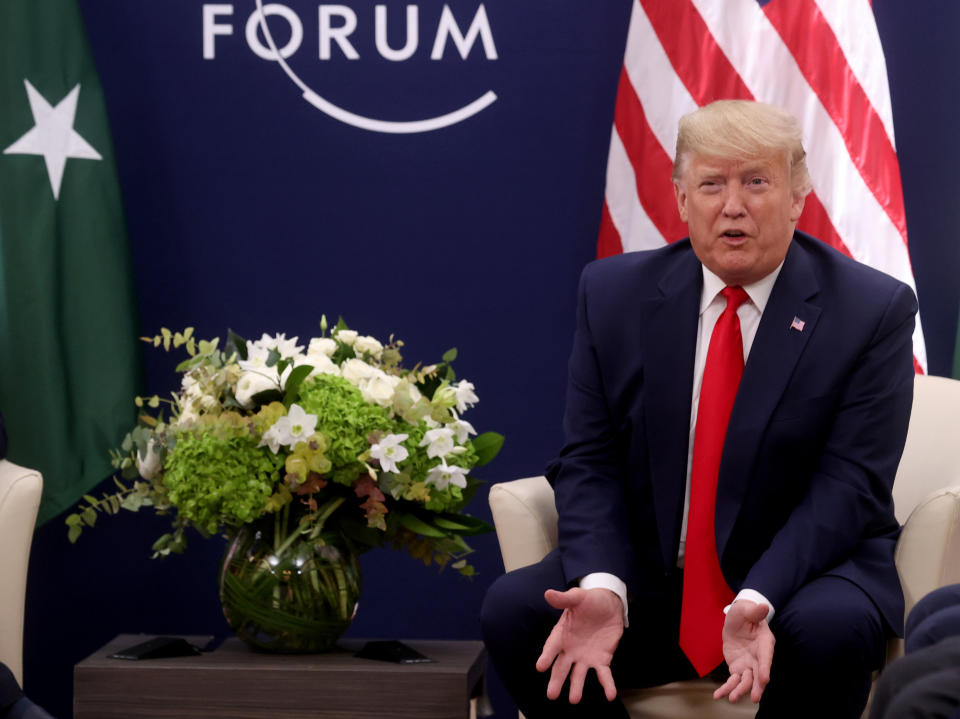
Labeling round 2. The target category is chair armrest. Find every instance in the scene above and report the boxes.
[0,459,43,686]
[488,476,559,572]
[895,482,960,621]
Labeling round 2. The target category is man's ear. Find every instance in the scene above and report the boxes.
[674,181,688,223]
[790,192,806,223]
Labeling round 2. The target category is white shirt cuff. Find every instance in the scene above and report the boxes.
[723,588,775,622]
[579,572,629,627]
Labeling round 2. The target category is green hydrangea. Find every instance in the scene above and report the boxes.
[297,375,394,485]
[163,429,285,534]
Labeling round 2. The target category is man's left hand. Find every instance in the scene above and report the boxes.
[713,599,775,704]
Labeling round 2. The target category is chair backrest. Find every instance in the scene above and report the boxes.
[892,375,960,622]
[0,460,42,686]
[892,374,960,522]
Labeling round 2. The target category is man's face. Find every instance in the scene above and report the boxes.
[674,152,805,286]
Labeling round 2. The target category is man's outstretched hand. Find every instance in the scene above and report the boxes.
[713,599,775,704]
[535,587,624,705]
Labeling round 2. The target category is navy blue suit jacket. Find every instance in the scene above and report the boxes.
[546,232,916,635]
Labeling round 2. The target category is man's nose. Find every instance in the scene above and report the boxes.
[722,187,746,217]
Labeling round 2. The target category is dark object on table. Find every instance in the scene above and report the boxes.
[354,640,434,664]
[108,636,203,660]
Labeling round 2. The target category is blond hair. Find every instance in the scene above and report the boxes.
[672,100,812,197]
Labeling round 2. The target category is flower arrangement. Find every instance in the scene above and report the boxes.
[67,318,502,577]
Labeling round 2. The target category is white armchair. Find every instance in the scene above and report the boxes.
[489,374,960,718]
[0,459,43,687]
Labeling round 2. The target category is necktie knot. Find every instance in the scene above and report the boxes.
[721,285,749,312]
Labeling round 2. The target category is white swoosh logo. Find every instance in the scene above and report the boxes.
[254,0,497,134]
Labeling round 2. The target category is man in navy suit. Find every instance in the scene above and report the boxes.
[481,100,917,718]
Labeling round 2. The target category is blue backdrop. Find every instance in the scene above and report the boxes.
[22,2,960,717]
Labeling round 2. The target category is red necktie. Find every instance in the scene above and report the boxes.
[679,285,750,677]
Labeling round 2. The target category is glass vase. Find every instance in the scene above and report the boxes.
[218,511,361,653]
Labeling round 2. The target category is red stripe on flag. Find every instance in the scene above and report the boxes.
[597,201,623,258]
[762,0,909,245]
[639,0,752,102]
[797,193,850,257]
[614,67,687,244]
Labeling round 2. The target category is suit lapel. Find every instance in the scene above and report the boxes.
[715,240,822,557]
[641,249,701,570]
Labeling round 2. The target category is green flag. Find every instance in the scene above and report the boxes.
[0,0,140,523]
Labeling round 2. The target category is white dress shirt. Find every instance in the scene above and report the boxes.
[580,262,784,626]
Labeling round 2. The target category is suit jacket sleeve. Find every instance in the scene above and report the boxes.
[546,263,640,591]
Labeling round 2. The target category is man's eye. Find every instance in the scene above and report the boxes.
[748,177,767,186]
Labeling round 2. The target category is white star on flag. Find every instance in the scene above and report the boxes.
[3,80,102,200]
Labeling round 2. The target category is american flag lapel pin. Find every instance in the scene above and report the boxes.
[790,316,806,332]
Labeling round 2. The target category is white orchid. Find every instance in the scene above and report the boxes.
[425,461,468,490]
[254,332,304,359]
[450,418,477,443]
[370,433,409,473]
[259,404,318,454]
[419,427,455,459]
[454,380,479,414]
[238,344,271,373]
[234,370,279,408]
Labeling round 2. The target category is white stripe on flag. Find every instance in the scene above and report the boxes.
[814,0,898,146]
[606,127,667,253]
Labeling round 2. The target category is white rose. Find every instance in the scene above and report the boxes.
[353,335,383,359]
[303,352,340,377]
[136,439,163,480]
[235,370,279,408]
[308,337,337,357]
[335,329,358,346]
[361,373,396,408]
[341,358,378,385]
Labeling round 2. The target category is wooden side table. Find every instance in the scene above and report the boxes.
[75,634,487,718]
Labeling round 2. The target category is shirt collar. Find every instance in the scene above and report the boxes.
[699,261,784,316]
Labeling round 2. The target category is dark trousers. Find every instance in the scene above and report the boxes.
[481,550,886,719]
[0,663,22,713]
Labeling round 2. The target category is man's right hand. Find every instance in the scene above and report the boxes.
[535,587,624,704]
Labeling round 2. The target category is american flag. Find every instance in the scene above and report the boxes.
[599,0,926,372]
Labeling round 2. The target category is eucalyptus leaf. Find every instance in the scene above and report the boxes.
[442,347,458,363]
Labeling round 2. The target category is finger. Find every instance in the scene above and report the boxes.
[567,663,588,704]
[546,653,573,700]
[596,665,619,702]
[713,673,740,700]
[536,624,564,672]
[544,587,583,611]
[753,634,775,702]
[742,600,769,624]
[728,667,752,703]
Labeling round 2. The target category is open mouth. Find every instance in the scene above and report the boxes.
[722,230,746,238]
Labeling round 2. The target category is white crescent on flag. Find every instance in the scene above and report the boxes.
[599,0,927,373]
